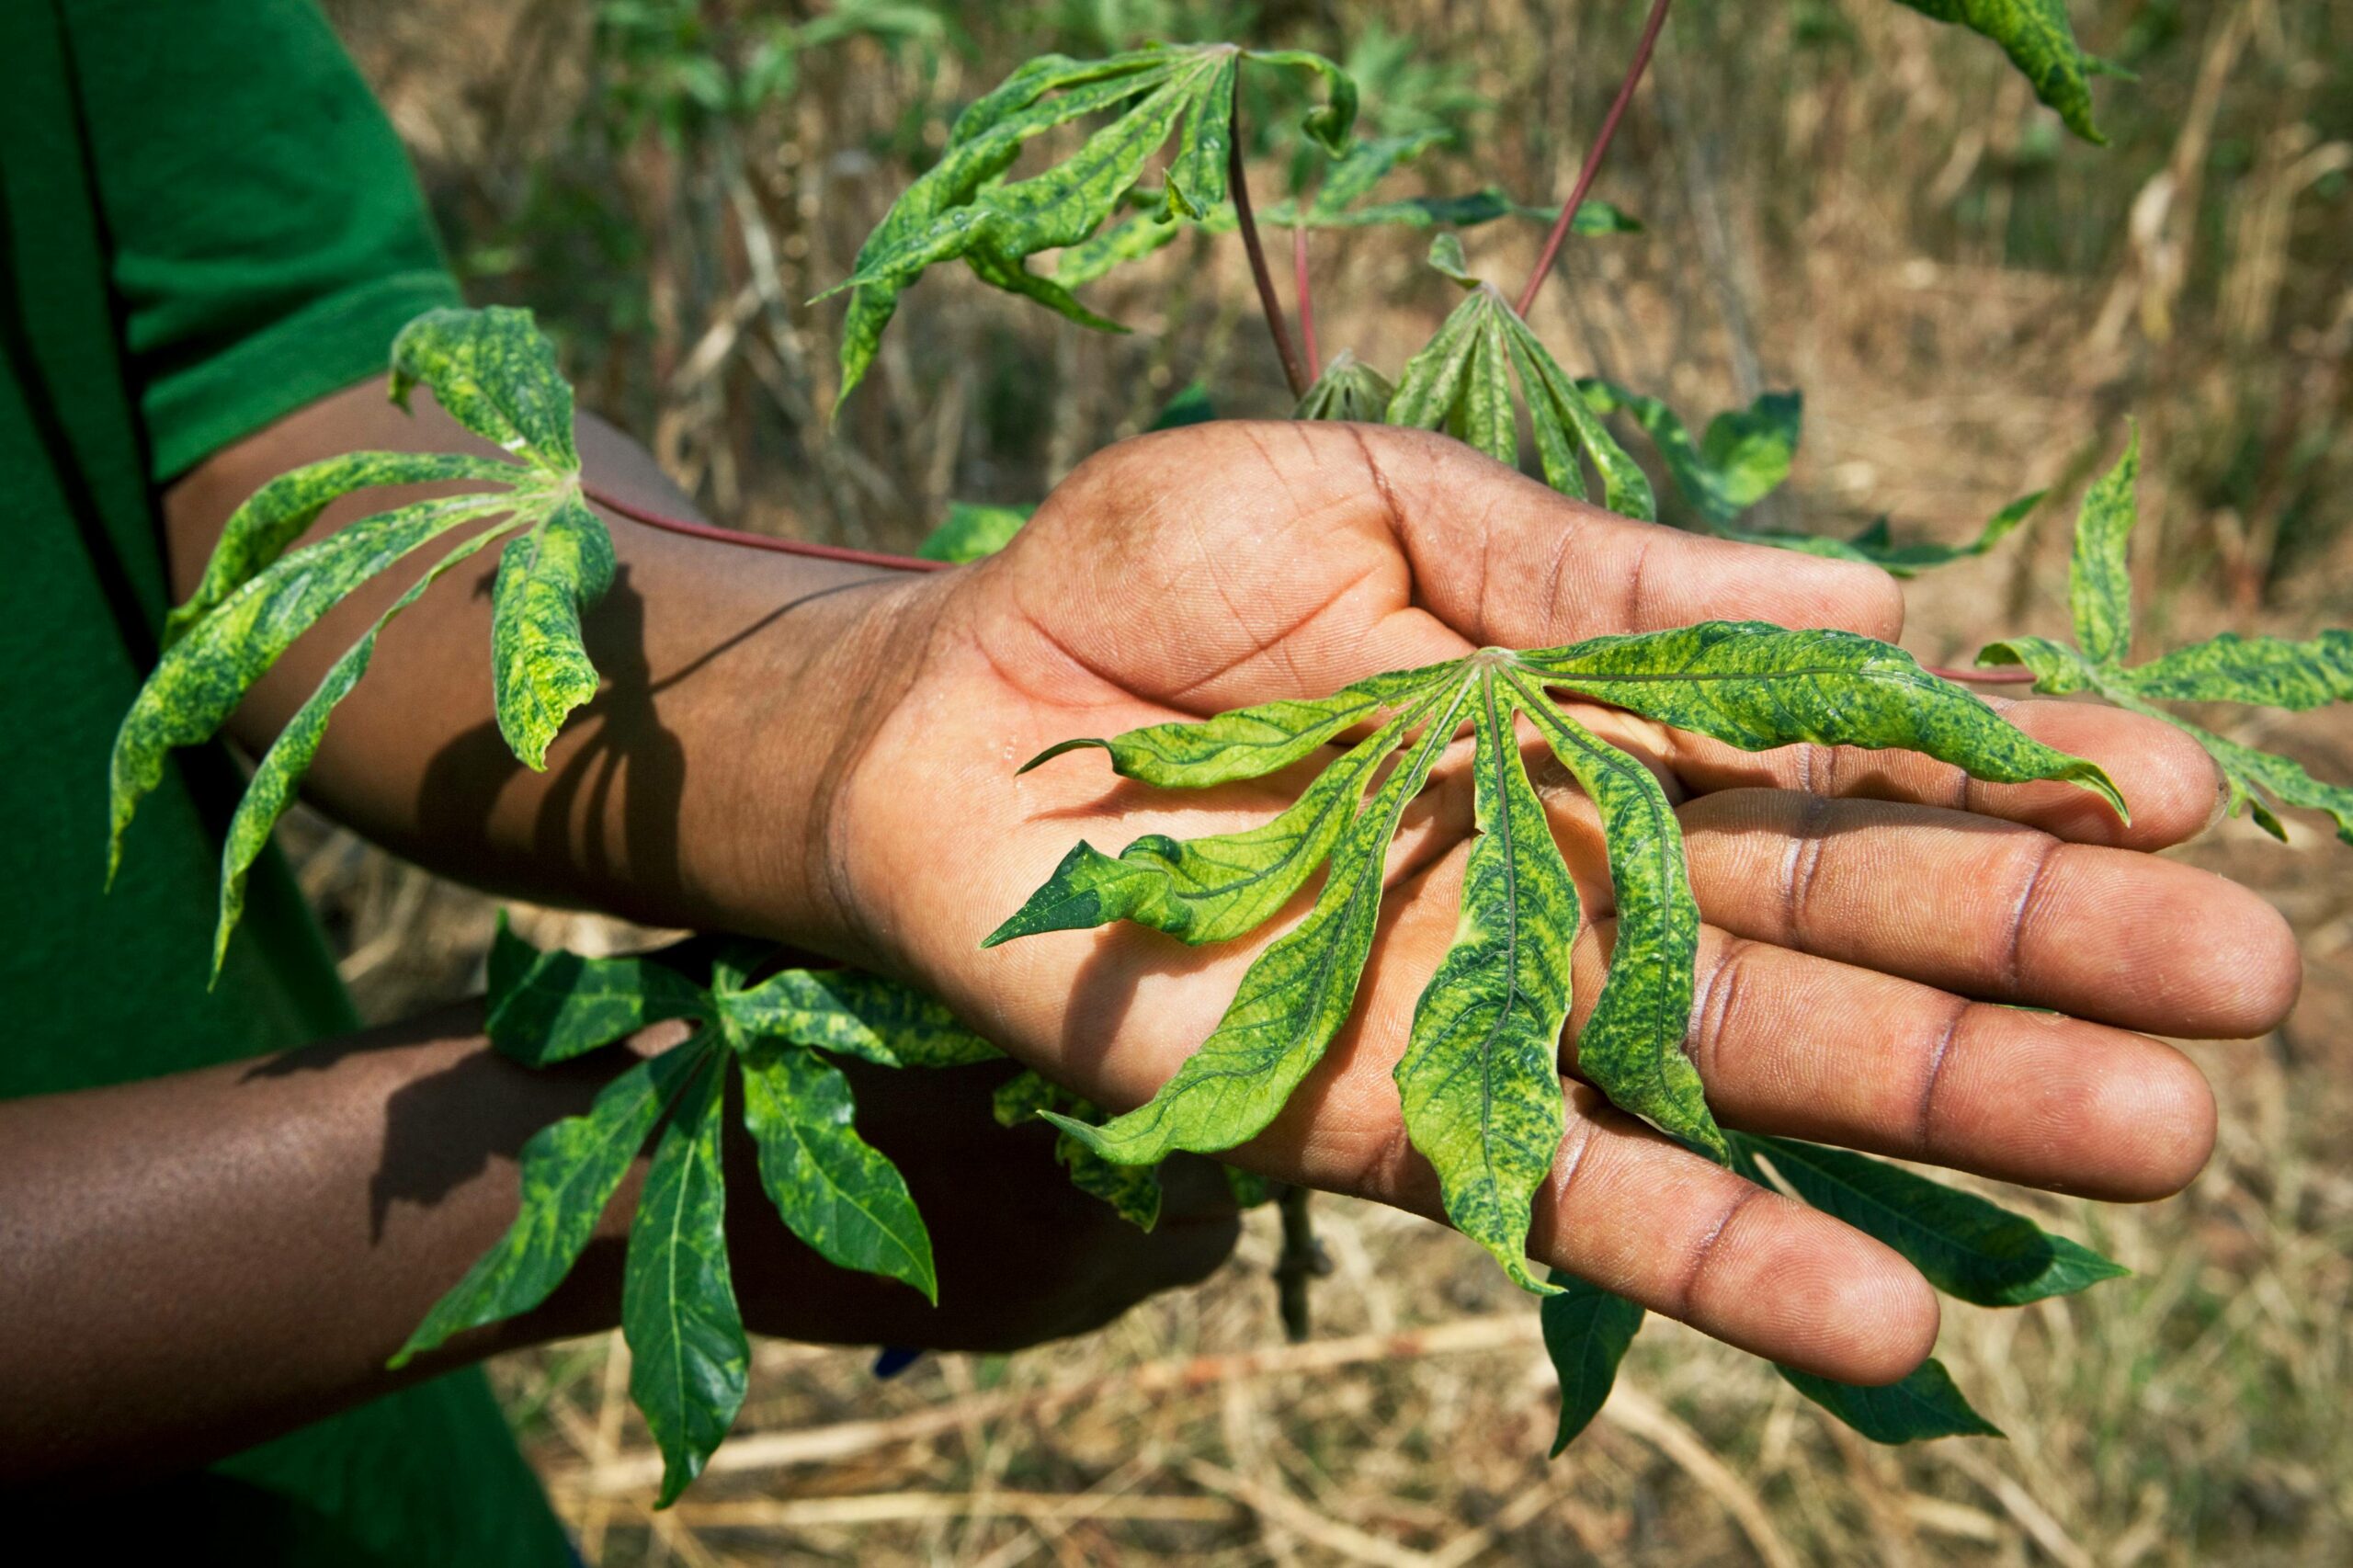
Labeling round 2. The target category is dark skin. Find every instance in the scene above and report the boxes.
[0,379,2302,1483]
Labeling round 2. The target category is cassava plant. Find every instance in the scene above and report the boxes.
[109,1,2350,1504]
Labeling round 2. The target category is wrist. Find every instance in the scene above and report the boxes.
[693,564,951,960]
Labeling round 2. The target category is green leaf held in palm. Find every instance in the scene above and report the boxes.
[997,631,2120,1271]
[1540,1272,1644,1452]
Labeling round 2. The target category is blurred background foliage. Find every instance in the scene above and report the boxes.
[313,2,2352,1562]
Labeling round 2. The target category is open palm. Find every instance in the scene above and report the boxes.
[830,421,2298,1383]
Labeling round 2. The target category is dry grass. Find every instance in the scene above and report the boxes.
[300,1,2353,1561]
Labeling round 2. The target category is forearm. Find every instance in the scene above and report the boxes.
[0,1006,639,1483]
[161,380,928,951]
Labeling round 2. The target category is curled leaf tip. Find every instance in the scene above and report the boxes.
[1016,736,1108,775]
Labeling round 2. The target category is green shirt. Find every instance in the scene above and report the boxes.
[0,2,570,1561]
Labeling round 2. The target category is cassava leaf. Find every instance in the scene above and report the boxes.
[917,501,1033,563]
[1048,677,1475,1166]
[1019,667,1443,788]
[716,966,1000,1068]
[1540,1271,1644,1452]
[624,1043,748,1507]
[1738,1133,2126,1306]
[2120,631,2353,710]
[1293,350,1395,423]
[742,1042,938,1300]
[830,45,1354,402]
[1890,0,2109,144]
[1716,491,2044,578]
[213,527,507,971]
[1975,433,2353,844]
[491,492,617,770]
[1386,253,1653,518]
[109,490,510,881]
[390,1037,697,1369]
[988,699,1429,949]
[483,916,713,1067]
[165,449,517,645]
[1779,1358,2003,1443]
[1396,670,1577,1291]
[994,1069,1164,1230]
[1506,674,1723,1162]
[2069,423,2140,665]
[1574,380,1800,527]
[391,305,581,470]
[1521,622,2127,817]
[1147,381,1218,430]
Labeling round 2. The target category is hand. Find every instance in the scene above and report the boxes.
[821,421,2301,1383]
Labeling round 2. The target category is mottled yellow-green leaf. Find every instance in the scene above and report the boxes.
[108,491,510,881]
[1541,1272,1643,1453]
[391,306,581,471]
[624,1045,748,1507]
[1452,307,1519,466]
[742,1042,937,1300]
[2120,631,2353,710]
[491,493,616,771]
[2070,426,2140,665]
[1522,622,2125,817]
[213,527,509,971]
[166,449,517,645]
[994,1070,1164,1230]
[391,1036,699,1369]
[1165,51,1236,218]
[1396,671,1576,1292]
[1051,678,1474,1165]
[1386,288,1486,429]
[1893,0,2109,143]
[1501,313,1654,519]
[716,966,1000,1068]
[1506,675,1724,1162]
[1019,668,1440,788]
[1293,350,1395,424]
[1574,380,1800,527]
[988,699,1429,949]
[483,915,715,1067]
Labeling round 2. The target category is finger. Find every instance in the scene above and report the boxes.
[1270,860,1938,1384]
[1346,423,1907,644]
[1641,694,2228,850]
[1565,922,2220,1201]
[1676,790,2302,1038]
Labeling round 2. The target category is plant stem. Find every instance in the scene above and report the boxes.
[1274,1185,1330,1344]
[582,483,946,573]
[1293,225,1321,382]
[1515,0,1675,318]
[1924,663,2040,685]
[1228,97,1309,399]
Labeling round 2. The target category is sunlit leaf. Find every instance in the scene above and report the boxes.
[1891,0,2110,144]
[1018,669,1438,788]
[491,493,616,770]
[1574,381,1800,526]
[1045,677,1475,1165]
[1716,492,2044,578]
[1396,671,1577,1290]
[916,501,1034,563]
[391,305,581,470]
[716,966,1000,1068]
[1506,674,1722,1161]
[483,916,714,1067]
[1977,433,2353,843]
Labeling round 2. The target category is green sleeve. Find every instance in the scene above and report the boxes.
[62,0,462,481]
